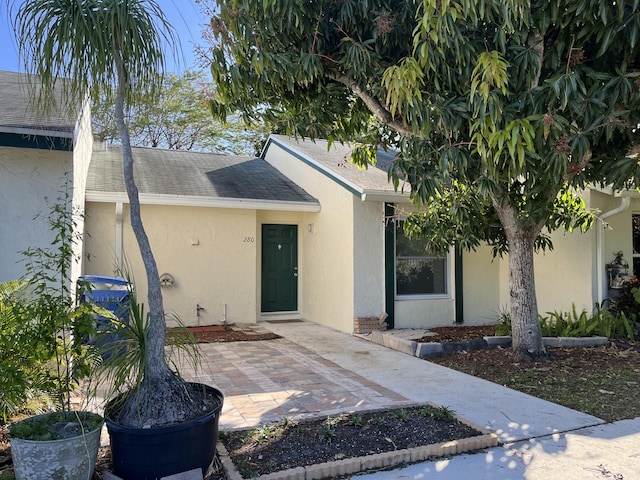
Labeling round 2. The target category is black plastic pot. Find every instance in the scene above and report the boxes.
[105,383,224,480]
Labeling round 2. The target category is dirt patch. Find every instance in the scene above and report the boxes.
[169,324,281,343]
[221,406,484,478]
[428,339,640,423]
[413,325,497,343]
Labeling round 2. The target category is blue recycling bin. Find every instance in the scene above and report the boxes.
[79,275,131,357]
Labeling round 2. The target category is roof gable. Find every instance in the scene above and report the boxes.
[264,135,410,203]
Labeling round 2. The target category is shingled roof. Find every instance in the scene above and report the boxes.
[265,135,410,203]
[0,70,77,138]
[86,145,320,211]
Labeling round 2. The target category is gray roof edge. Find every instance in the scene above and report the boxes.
[85,191,321,212]
[264,136,365,197]
[0,125,74,139]
[361,189,411,203]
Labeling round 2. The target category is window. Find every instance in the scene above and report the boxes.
[395,222,448,296]
[632,214,640,277]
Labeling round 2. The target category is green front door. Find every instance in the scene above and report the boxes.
[261,224,298,312]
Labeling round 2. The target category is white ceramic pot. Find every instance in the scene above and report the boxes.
[10,412,103,480]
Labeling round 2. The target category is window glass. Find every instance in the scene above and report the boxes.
[395,222,447,296]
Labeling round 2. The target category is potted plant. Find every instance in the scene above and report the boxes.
[6,199,104,480]
[86,277,224,479]
[13,1,224,477]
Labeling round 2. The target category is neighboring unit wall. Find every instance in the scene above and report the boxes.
[462,246,502,325]
[533,229,594,314]
[264,143,357,333]
[0,146,71,282]
[352,200,386,320]
[71,100,94,282]
[85,202,259,327]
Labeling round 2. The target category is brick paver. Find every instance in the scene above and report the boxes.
[179,338,411,431]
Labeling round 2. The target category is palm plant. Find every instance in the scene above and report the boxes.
[11,0,201,428]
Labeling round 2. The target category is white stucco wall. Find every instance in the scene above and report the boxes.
[85,202,259,327]
[462,246,502,325]
[533,230,594,314]
[352,200,386,319]
[0,146,72,282]
[264,143,357,333]
[71,100,94,283]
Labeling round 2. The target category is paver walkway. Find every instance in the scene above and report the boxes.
[181,337,412,430]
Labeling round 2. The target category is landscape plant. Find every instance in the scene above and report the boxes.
[3,192,105,480]
[495,304,637,340]
[84,272,202,410]
[2,193,105,437]
[207,0,640,361]
[0,281,51,422]
[11,0,209,429]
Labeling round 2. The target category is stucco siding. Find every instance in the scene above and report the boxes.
[85,202,258,327]
[462,246,502,325]
[0,146,71,282]
[353,200,386,320]
[264,142,356,333]
[83,202,118,274]
[533,230,594,314]
[71,101,94,282]
[393,298,457,328]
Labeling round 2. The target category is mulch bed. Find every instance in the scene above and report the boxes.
[222,406,483,478]
[412,325,497,343]
[170,325,282,343]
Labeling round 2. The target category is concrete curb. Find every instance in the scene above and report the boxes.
[217,415,498,480]
[365,332,609,358]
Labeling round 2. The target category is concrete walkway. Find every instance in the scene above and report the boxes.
[171,319,640,479]
[256,320,640,480]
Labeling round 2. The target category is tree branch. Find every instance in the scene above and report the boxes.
[328,73,413,136]
[528,32,544,89]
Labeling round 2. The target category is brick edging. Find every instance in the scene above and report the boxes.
[217,415,498,480]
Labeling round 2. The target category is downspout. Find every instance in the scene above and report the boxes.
[596,195,631,304]
[115,202,124,271]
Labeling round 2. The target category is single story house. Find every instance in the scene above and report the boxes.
[83,135,640,333]
[2,70,637,334]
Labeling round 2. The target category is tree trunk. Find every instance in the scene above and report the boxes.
[112,55,201,428]
[493,200,547,361]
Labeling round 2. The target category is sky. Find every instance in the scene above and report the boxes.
[0,0,207,74]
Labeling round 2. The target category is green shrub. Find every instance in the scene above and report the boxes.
[8,411,103,441]
[0,282,55,422]
[493,303,636,341]
[590,306,636,341]
[494,307,512,335]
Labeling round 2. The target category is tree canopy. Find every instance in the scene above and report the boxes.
[93,70,268,155]
[208,0,640,359]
